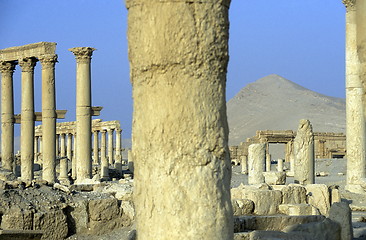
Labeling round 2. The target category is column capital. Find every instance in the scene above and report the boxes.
[0,61,16,74]
[343,0,356,11]
[39,54,58,70]
[101,129,107,134]
[116,128,122,133]
[18,57,37,72]
[69,47,96,63]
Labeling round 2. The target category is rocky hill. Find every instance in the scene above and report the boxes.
[227,74,346,145]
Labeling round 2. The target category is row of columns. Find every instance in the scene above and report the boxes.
[0,54,58,183]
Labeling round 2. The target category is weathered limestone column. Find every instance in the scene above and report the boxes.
[69,47,95,182]
[39,136,43,163]
[248,143,266,184]
[60,133,66,157]
[240,155,248,174]
[67,133,72,160]
[294,119,315,185]
[126,0,233,239]
[265,152,271,172]
[100,129,108,180]
[343,0,366,189]
[115,128,122,173]
[19,57,37,181]
[39,54,58,183]
[0,61,16,172]
[286,140,295,177]
[277,158,284,172]
[107,128,114,165]
[72,134,77,179]
[93,131,99,165]
[55,134,59,158]
[34,137,39,163]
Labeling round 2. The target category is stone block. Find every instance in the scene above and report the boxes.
[232,199,254,216]
[305,184,330,216]
[69,200,89,234]
[233,232,250,240]
[242,189,282,215]
[284,218,341,240]
[33,210,68,240]
[89,198,119,221]
[282,184,307,204]
[249,230,312,240]
[329,202,353,240]
[234,215,325,232]
[121,200,135,221]
[278,204,320,216]
[1,208,33,230]
[263,172,286,185]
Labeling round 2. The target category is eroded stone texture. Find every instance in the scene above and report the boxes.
[126,0,232,239]
[305,184,330,216]
[248,143,266,185]
[294,119,315,185]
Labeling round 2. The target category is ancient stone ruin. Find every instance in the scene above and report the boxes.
[0,0,366,239]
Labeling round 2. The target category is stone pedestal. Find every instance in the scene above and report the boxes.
[69,47,95,183]
[19,57,37,181]
[39,54,58,183]
[126,0,233,238]
[294,119,315,185]
[248,143,266,184]
[0,61,16,172]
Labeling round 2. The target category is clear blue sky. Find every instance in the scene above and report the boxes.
[0,0,346,139]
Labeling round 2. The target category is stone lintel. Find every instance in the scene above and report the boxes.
[13,110,67,123]
[0,42,56,62]
[91,106,103,116]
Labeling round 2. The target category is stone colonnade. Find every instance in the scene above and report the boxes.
[0,42,65,183]
[343,0,366,192]
[34,119,122,180]
[126,0,233,239]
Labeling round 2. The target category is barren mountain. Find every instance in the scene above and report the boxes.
[227,74,346,145]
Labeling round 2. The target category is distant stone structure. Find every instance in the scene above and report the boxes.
[229,130,346,164]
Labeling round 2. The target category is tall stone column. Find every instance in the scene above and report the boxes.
[93,131,99,165]
[72,133,77,179]
[248,143,266,185]
[0,61,16,172]
[343,0,366,189]
[286,140,295,177]
[39,136,43,164]
[126,1,233,239]
[240,155,248,174]
[69,47,95,182]
[55,134,59,158]
[115,128,123,173]
[34,136,39,163]
[60,133,66,157]
[39,54,58,183]
[67,133,72,161]
[19,57,37,181]
[294,119,315,185]
[107,129,114,165]
[100,129,108,180]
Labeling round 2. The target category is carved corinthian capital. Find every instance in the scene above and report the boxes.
[0,61,16,74]
[69,47,96,63]
[39,54,58,70]
[18,57,37,72]
[343,0,356,11]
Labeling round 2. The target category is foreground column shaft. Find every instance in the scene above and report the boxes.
[294,119,315,185]
[19,58,37,181]
[126,1,233,239]
[69,47,95,182]
[343,0,366,185]
[0,61,16,171]
[39,54,58,183]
